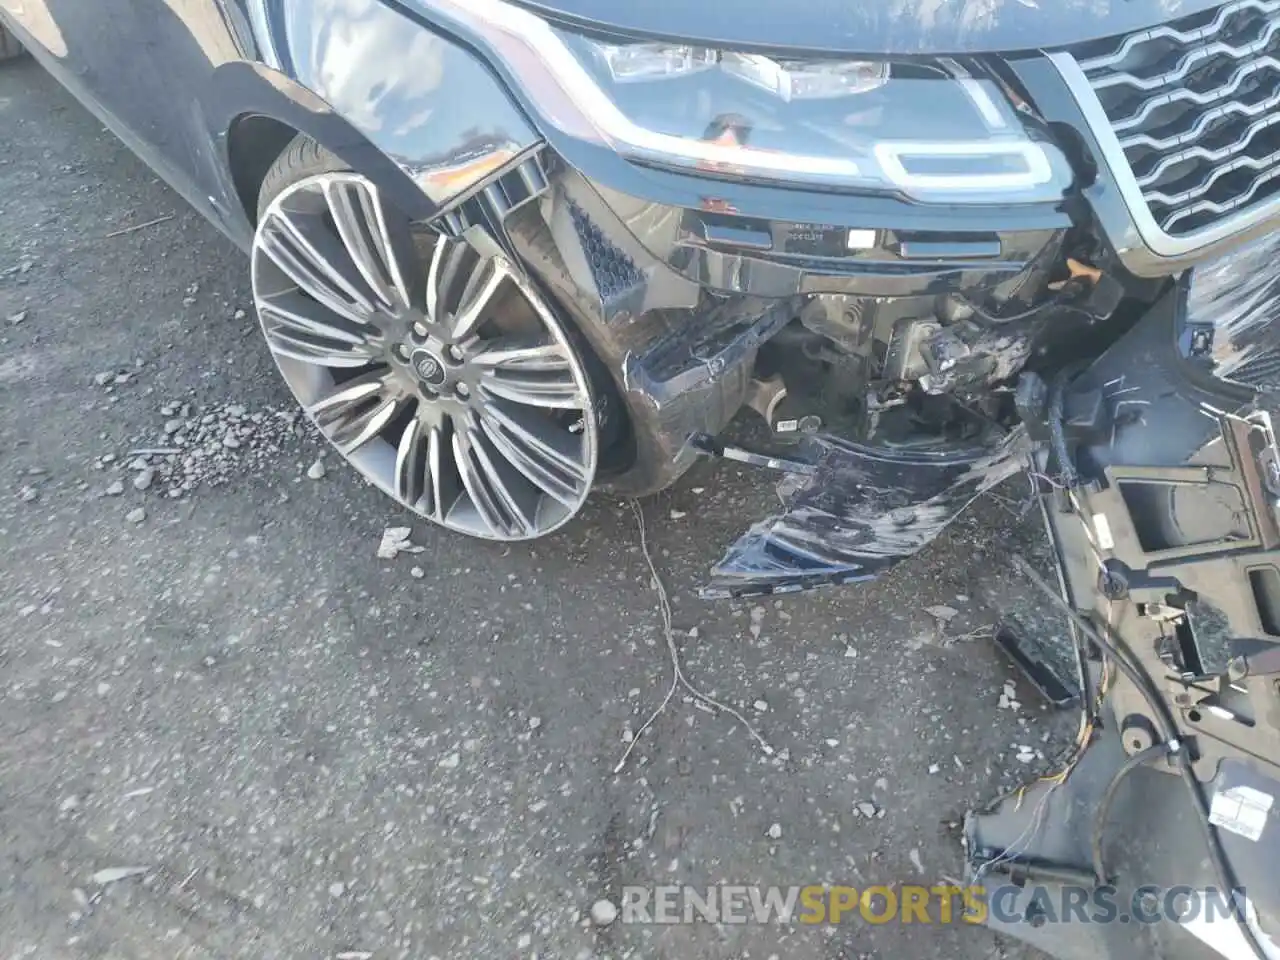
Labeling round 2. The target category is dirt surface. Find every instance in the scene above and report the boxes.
[0,57,1073,960]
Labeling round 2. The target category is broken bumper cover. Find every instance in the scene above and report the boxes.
[700,429,1030,599]
[963,235,1280,960]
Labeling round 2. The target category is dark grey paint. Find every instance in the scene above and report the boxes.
[509,0,1224,55]
[0,0,538,248]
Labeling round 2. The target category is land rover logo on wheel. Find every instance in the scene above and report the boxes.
[411,349,446,386]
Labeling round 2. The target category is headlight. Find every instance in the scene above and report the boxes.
[429,0,1071,203]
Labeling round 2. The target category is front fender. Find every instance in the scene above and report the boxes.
[201,0,539,230]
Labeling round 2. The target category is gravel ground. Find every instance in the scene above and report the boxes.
[0,57,1072,960]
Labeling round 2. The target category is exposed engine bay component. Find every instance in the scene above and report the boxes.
[963,236,1280,960]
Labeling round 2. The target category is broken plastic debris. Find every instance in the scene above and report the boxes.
[92,866,149,885]
[376,527,423,559]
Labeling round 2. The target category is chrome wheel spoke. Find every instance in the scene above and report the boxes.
[427,422,450,524]
[425,237,469,326]
[453,428,514,537]
[471,337,572,374]
[322,177,412,311]
[258,208,377,324]
[309,369,405,454]
[451,261,506,342]
[394,415,429,508]
[480,402,590,505]
[478,417,579,507]
[479,369,584,409]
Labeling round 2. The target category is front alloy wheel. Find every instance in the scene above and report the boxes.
[251,171,598,540]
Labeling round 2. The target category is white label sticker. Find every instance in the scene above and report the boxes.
[1092,513,1116,551]
[1209,785,1274,842]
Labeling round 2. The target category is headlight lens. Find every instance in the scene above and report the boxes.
[429,0,1071,203]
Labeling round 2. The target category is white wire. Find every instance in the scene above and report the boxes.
[613,500,775,773]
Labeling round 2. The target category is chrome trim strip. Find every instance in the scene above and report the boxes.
[1088,18,1280,91]
[1047,50,1280,259]
[1076,0,1280,72]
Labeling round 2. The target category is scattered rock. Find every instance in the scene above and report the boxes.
[438,752,460,770]
[125,507,146,524]
[752,700,769,713]
[306,458,326,480]
[328,881,346,898]
[221,433,241,450]
[104,479,124,496]
[590,899,618,927]
[18,485,38,503]
[410,566,425,579]
[855,801,878,818]
[133,468,155,491]
[59,795,80,813]
[924,604,960,622]
[766,822,782,840]
[163,418,183,435]
[9,310,27,325]
[528,716,542,731]
[92,371,115,387]
[113,372,131,385]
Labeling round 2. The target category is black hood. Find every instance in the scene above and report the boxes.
[512,0,1223,55]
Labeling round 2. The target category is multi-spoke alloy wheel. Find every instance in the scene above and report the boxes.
[251,171,598,540]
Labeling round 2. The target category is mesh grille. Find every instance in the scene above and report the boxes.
[1071,0,1280,236]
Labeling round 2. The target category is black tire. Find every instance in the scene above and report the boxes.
[257,135,347,219]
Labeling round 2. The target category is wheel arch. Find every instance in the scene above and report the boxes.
[205,0,540,232]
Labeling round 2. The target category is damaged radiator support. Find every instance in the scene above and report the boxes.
[965,248,1280,960]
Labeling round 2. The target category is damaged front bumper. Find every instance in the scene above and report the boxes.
[696,428,1029,599]
[694,230,1280,958]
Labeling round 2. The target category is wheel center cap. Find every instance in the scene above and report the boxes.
[410,348,447,386]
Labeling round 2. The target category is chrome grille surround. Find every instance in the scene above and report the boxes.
[1050,0,1280,258]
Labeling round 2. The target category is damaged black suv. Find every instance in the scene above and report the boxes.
[3,0,1280,956]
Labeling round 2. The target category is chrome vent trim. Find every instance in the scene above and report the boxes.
[1051,0,1280,257]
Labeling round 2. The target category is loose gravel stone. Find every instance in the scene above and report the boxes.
[125,507,146,524]
[590,899,618,927]
[104,479,125,496]
[306,459,326,480]
[133,468,154,491]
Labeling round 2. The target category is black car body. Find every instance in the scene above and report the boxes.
[3,0,1280,956]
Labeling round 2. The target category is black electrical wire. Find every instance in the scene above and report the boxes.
[1012,555,1270,960]
[953,290,1099,327]
[1091,742,1171,885]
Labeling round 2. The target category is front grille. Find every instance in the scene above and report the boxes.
[1071,0,1280,237]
